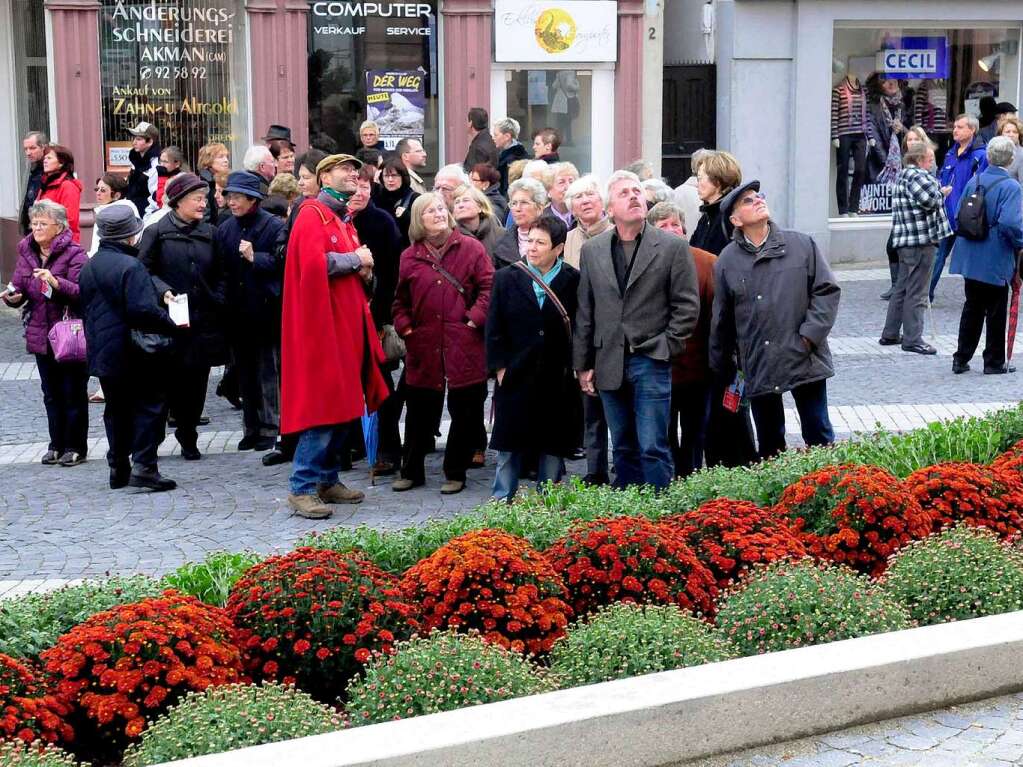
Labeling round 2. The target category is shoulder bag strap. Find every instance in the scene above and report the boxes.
[424,251,469,305]
[511,260,572,339]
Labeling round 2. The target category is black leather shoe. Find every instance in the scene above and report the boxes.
[262,449,290,467]
[237,435,259,451]
[952,361,970,374]
[984,365,1016,375]
[129,469,177,492]
[902,343,937,355]
[253,436,277,451]
[109,468,131,489]
[180,445,202,461]
[878,336,902,346]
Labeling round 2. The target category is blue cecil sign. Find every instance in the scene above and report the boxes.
[878,36,949,79]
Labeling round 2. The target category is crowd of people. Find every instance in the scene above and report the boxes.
[6,109,845,517]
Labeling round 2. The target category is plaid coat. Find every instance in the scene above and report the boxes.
[891,166,951,249]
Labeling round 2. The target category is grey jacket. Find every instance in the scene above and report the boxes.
[710,223,840,399]
[573,223,699,390]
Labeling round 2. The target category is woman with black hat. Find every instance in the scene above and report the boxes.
[79,204,178,491]
[138,172,227,460]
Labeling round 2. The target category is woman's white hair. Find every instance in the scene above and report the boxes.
[508,177,548,208]
[27,199,68,230]
[642,178,673,204]
[987,136,1016,168]
[565,174,605,209]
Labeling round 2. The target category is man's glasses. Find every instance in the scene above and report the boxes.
[738,191,766,208]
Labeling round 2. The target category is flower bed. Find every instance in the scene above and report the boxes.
[5,406,1023,763]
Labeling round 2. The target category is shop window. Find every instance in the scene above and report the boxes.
[98,1,249,173]
[308,2,438,167]
[504,69,593,172]
[12,1,49,190]
[830,26,1021,219]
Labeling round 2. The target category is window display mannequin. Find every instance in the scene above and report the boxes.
[913,79,951,161]
[831,73,873,215]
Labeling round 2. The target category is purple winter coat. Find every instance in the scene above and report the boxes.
[6,229,87,355]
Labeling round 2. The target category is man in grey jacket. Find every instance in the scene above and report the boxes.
[710,180,841,459]
[574,170,699,489]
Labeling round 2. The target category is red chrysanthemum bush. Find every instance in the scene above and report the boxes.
[399,530,572,656]
[0,653,73,746]
[39,593,242,747]
[226,547,417,700]
[662,499,807,589]
[991,439,1023,482]
[773,464,935,575]
[903,462,1023,539]
[544,517,717,618]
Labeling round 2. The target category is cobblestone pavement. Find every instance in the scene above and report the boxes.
[0,264,1020,584]
[692,693,1023,766]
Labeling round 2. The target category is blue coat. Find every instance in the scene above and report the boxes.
[78,241,176,378]
[950,166,1023,287]
[940,136,988,226]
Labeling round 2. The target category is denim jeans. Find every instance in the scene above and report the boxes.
[929,234,956,303]
[491,451,565,502]
[749,379,834,460]
[289,423,351,496]
[599,354,674,489]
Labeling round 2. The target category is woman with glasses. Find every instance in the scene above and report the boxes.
[374,156,420,249]
[491,178,548,269]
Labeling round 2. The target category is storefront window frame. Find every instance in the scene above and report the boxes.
[828,20,1023,227]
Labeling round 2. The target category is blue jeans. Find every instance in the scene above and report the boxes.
[289,423,351,496]
[599,354,674,489]
[929,234,955,302]
[491,451,565,502]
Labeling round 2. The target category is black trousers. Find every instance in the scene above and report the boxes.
[703,382,758,468]
[669,380,711,478]
[234,340,280,439]
[168,363,210,449]
[377,365,405,464]
[836,133,868,215]
[750,379,834,460]
[100,358,167,472]
[35,352,89,455]
[954,278,1009,370]
[402,382,487,483]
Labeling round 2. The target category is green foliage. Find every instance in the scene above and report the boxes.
[0,576,165,660]
[881,525,1023,625]
[121,683,341,766]
[162,550,263,607]
[344,631,553,725]
[305,479,666,574]
[716,559,912,656]
[548,603,735,687]
[0,741,78,766]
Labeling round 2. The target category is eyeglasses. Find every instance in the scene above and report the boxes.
[737,191,766,208]
[509,200,535,208]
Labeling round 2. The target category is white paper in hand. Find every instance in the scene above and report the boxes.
[169,294,190,327]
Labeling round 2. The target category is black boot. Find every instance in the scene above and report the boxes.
[109,466,131,489]
[129,467,177,492]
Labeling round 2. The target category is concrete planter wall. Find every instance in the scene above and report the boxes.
[158,611,1023,767]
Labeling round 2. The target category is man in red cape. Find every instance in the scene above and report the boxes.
[281,153,389,518]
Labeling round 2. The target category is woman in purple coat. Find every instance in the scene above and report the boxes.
[3,199,89,465]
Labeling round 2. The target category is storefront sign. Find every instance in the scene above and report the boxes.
[310,2,434,36]
[495,0,617,63]
[877,37,949,79]
[366,69,427,149]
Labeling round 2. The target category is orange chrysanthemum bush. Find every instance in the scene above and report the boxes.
[663,499,808,589]
[903,462,1023,539]
[0,653,73,746]
[39,592,242,758]
[773,464,935,576]
[399,530,572,656]
[226,547,418,701]
[544,517,717,618]
[991,439,1023,482]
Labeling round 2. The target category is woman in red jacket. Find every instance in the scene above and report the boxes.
[391,193,494,494]
[37,144,82,242]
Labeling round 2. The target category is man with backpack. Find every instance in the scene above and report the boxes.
[949,136,1023,375]
[930,114,988,303]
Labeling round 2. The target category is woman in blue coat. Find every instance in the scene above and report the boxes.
[950,136,1023,375]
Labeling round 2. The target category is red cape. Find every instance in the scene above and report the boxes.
[280,198,388,435]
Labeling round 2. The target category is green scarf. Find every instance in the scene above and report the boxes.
[322,187,352,203]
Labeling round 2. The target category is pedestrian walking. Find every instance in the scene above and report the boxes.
[20,131,46,236]
[3,200,89,466]
[573,170,699,490]
[487,216,580,501]
[215,170,286,452]
[78,205,178,491]
[464,107,499,171]
[710,181,841,460]
[950,136,1023,375]
[138,173,227,461]
[880,141,951,355]
[391,193,494,494]
[931,114,988,302]
[279,153,387,518]
[493,178,547,269]
[36,144,82,243]
[126,122,161,218]
[689,151,742,256]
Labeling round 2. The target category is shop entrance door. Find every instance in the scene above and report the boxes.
[662,64,716,187]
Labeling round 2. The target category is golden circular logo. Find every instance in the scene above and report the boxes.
[534,8,576,54]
